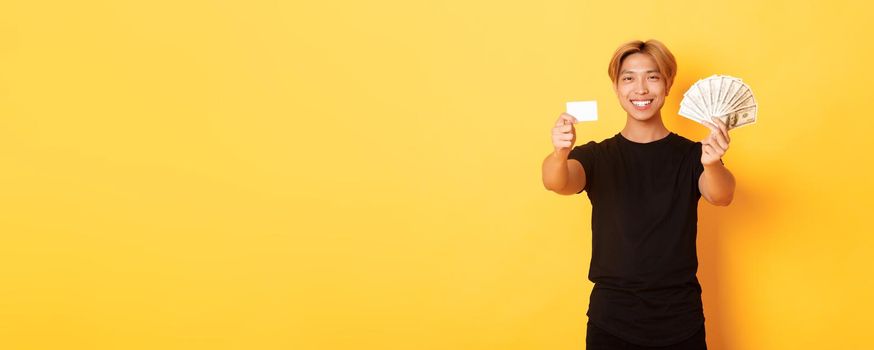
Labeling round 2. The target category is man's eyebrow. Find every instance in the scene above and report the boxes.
[620,69,661,75]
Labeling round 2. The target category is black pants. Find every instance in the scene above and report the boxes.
[586,321,707,350]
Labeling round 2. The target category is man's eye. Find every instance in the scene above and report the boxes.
[649,76,660,80]
[622,76,632,81]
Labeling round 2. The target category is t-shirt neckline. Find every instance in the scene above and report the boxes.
[616,131,675,145]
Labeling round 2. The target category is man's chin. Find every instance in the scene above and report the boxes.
[627,112,658,122]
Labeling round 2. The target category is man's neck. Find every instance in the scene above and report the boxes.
[620,113,670,143]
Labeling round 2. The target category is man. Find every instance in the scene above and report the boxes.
[541,39,735,349]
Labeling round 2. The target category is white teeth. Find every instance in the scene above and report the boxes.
[632,100,652,107]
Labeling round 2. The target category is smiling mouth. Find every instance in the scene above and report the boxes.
[631,99,653,107]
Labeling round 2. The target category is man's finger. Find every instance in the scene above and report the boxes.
[711,116,725,130]
[705,136,718,152]
[712,133,727,151]
[711,117,731,142]
[707,127,725,149]
[702,119,719,134]
[703,142,723,157]
[712,129,729,150]
[702,143,714,156]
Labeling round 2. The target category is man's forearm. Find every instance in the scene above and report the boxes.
[542,149,570,191]
[702,163,736,205]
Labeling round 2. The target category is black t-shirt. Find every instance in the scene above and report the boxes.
[568,131,722,347]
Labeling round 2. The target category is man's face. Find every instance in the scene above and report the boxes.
[614,53,669,122]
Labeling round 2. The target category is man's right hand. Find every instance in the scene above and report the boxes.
[552,113,578,153]
[543,113,587,194]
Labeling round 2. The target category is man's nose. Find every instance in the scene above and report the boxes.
[635,81,648,95]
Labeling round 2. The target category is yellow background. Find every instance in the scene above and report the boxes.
[1,1,872,349]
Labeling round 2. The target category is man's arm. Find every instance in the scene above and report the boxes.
[699,116,736,206]
[699,162,735,206]
[542,149,586,195]
[543,113,587,195]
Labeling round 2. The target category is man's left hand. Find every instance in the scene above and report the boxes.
[701,116,730,166]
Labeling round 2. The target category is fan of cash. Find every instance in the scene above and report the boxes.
[678,74,757,130]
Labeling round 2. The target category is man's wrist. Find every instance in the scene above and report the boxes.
[553,148,570,159]
[703,160,725,170]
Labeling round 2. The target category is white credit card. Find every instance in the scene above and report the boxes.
[566,100,598,122]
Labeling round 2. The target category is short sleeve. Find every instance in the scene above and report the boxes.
[567,141,597,194]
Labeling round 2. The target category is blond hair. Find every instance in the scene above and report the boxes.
[608,39,677,91]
